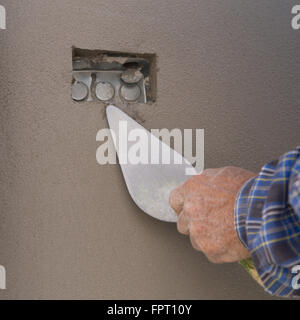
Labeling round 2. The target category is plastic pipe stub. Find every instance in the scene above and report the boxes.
[120,84,141,102]
[72,82,89,101]
[95,82,115,101]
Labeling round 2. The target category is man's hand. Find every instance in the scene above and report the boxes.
[169,167,256,263]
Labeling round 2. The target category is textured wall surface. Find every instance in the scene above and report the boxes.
[0,0,299,299]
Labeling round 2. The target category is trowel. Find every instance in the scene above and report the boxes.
[106,105,197,222]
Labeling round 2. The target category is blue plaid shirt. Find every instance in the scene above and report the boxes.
[235,146,300,297]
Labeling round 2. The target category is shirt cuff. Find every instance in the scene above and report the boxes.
[234,176,257,249]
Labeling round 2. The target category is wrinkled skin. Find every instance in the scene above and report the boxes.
[169,167,256,263]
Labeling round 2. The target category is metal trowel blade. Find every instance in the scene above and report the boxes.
[106,105,197,223]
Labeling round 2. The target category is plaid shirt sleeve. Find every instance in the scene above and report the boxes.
[234,146,300,297]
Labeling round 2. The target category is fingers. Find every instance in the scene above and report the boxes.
[177,211,190,235]
[169,185,185,215]
[169,184,190,235]
[169,174,206,215]
[189,232,203,251]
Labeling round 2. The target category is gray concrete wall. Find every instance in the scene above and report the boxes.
[0,0,299,299]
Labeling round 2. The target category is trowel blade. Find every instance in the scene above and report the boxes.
[106,105,197,223]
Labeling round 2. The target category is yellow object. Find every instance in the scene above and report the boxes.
[239,258,263,287]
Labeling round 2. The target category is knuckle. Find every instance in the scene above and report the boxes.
[184,174,203,188]
[206,254,223,264]
[190,234,202,251]
[195,237,222,257]
[183,201,193,216]
[189,228,203,251]
[177,211,190,235]
[169,187,184,214]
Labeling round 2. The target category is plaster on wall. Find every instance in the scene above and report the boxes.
[0,0,299,299]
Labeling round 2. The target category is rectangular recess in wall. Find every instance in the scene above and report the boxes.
[72,47,157,106]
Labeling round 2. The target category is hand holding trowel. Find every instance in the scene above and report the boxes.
[106,105,262,286]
